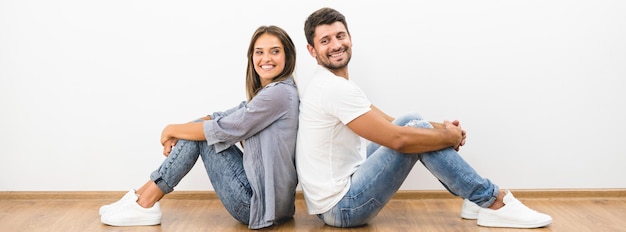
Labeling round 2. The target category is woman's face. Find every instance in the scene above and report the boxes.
[252,33,286,87]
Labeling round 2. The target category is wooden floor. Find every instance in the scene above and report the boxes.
[1,190,626,232]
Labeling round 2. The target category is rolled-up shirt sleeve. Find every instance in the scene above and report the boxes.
[203,83,291,153]
[210,101,247,119]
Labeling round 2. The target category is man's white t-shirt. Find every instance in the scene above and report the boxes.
[296,66,371,214]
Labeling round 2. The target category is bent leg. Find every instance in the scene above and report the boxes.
[320,112,499,227]
[149,139,203,194]
[199,143,252,224]
[419,148,498,207]
[393,112,498,207]
[319,113,425,227]
[100,139,202,226]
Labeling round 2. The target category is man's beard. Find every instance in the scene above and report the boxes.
[321,51,351,70]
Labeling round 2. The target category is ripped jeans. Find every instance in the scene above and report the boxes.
[317,112,499,227]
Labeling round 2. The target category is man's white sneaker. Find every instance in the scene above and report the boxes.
[460,198,480,220]
[100,192,162,226]
[99,190,137,215]
[477,190,552,228]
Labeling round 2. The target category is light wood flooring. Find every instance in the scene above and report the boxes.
[1,190,625,232]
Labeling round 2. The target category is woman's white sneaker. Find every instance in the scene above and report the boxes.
[100,200,162,226]
[477,190,552,228]
[100,190,162,226]
[99,190,137,215]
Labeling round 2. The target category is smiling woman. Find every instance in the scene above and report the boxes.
[252,34,287,87]
[97,25,300,229]
[246,26,297,101]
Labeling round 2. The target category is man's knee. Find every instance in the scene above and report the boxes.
[393,112,432,129]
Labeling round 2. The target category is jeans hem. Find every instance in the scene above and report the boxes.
[150,171,174,194]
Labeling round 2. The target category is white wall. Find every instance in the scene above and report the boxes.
[1,0,625,191]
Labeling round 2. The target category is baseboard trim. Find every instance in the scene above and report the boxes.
[391,188,626,199]
[1,189,624,200]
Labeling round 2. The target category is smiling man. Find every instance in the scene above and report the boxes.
[295,7,552,229]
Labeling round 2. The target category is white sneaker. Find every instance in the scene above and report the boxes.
[99,190,137,215]
[100,192,162,226]
[460,198,480,219]
[477,190,552,228]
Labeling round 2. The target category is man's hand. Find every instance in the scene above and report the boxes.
[450,120,466,151]
[441,120,462,147]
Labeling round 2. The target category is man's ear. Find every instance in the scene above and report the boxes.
[306,44,317,58]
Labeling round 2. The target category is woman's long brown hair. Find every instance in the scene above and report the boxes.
[245,25,297,101]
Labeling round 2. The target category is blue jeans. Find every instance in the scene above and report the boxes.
[317,112,499,227]
[150,139,252,224]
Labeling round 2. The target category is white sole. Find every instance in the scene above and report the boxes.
[477,218,552,228]
[460,211,478,220]
[101,217,161,227]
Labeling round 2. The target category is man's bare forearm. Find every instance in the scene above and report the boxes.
[370,105,395,122]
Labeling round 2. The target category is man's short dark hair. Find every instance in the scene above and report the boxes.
[304,7,350,47]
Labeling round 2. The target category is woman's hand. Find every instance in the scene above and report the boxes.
[162,137,178,157]
[160,122,206,155]
[160,124,174,146]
